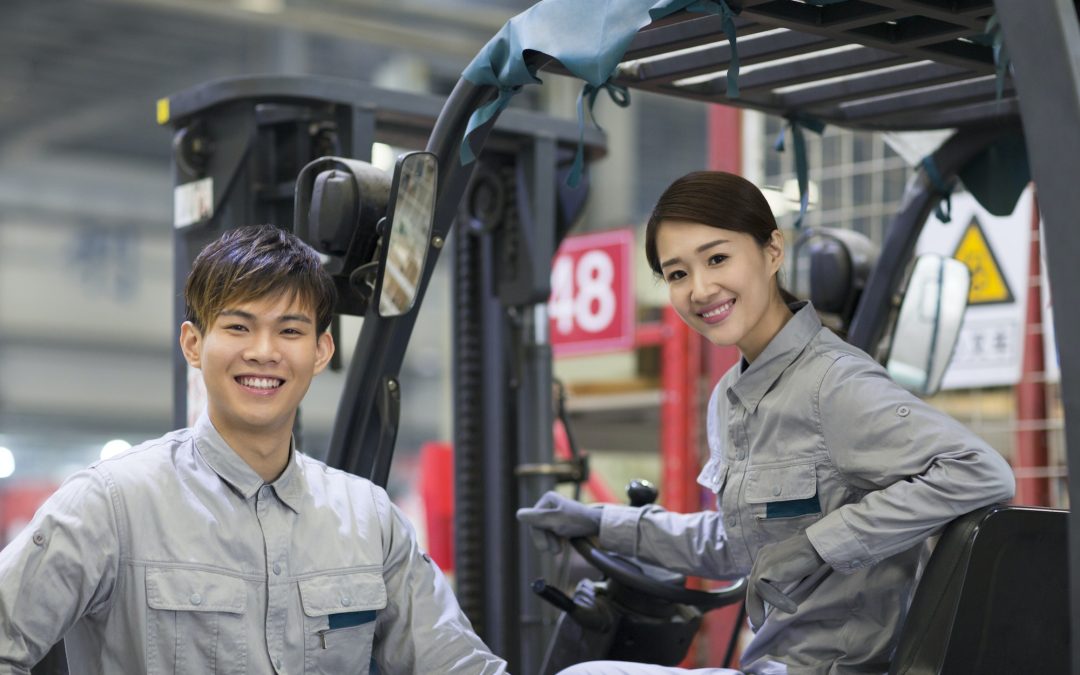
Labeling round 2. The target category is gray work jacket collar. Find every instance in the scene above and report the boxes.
[728,301,821,413]
[193,412,305,513]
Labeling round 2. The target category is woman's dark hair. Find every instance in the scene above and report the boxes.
[644,170,799,305]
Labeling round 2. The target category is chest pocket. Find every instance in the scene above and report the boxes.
[745,463,822,524]
[300,570,387,674]
[145,566,247,675]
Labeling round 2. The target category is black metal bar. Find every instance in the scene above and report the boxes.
[734,3,994,71]
[857,97,1018,131]
[513,135,559,675]
[873,0,994,28]
[620,14,766,62]
[480,230,520,667]
[627,30,833,86]
[742,0,900,31]
[993,2,1080,673]
[839,76,1012,121]
[452,218,489,643]
[780,61,967,109]
[732,46,911,94]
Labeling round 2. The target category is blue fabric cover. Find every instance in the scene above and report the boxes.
[459,0,727,168]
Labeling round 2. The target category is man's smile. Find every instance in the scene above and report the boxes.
[235,375,285,394]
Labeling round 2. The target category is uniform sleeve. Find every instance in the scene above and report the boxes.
[805,354,1015,574]
[599,505,742,580]
[597,380,741,580]
[370,489,507,675]
[0,468,121,674]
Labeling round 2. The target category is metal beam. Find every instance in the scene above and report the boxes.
[993,3,1080,674]
[625,30,834,86]
[779,61,967,109]
[838,76,1013,121]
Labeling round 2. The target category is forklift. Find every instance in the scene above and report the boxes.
[34,1,1080,673]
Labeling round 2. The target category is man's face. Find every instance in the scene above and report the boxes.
[180,293,334,440]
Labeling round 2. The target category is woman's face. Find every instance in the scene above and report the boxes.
[655,219,788,361]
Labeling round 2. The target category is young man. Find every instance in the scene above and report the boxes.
[0,225,507,674]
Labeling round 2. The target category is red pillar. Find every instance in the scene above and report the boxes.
[661,306,701,515]
[1015,190,1050,506]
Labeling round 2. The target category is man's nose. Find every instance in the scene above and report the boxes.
[243,332,281,363]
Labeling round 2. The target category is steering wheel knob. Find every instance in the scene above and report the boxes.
[627,479,658,507]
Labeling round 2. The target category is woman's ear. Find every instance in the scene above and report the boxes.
[765,229,786,275]
[179,321,203,369]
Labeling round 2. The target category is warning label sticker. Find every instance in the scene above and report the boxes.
[951,216,1015,305]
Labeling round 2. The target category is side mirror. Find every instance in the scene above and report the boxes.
[375,151,438,317]
[886,254,970,396]
[294,156,392,315]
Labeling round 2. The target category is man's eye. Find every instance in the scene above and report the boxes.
[225,324,248,332]
[708,254,728,265]
[282,328,304,336]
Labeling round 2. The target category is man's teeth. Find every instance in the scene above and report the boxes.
[238,377,282,389]
[702,301,734,318]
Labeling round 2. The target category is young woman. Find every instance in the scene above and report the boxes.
[518,171,1015,675]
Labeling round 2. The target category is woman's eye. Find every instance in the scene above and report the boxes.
[708,254,728,265]
[665,270,686,283]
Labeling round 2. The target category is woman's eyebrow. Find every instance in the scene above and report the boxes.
[660,239,731,268]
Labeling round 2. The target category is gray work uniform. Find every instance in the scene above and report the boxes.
[0,414,507,675]
[594,302,1015,675]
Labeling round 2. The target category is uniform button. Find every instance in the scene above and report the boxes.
[851,560,862,568]
[726,515,737,527]
[32,531,45,546]
[341,596,352,607]
[275,658,282,670]
[190,593,202,606]
[273,563,282,575]
[896,405,911,417]
[736,451,746,461]
[773,486,782,496]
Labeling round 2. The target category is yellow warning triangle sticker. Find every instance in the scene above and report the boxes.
[951,216,1014,305]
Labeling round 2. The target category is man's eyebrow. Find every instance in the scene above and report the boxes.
[279,314,314,324]
[218,309,255,321]
[659,239,730,268]
[217,309,313,324]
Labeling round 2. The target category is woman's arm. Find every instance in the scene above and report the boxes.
[805,354,1015,574]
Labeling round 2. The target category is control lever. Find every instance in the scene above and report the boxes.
[627,479,658,507]
[531,578,576,613]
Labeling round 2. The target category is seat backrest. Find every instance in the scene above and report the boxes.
[30,640,67,675]
[889,504,1069,675]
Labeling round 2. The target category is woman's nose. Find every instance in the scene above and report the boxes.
[690,274,714,303]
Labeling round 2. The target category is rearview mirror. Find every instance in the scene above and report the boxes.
[376,151,438,317]
[886,254,970,396]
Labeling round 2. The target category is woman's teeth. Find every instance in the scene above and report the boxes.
[702,300,734,318]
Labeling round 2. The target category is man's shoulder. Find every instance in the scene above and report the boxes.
[92,427,193,484]
[294,452,383,496]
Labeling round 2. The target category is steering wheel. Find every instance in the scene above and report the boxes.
[569,536,746,611]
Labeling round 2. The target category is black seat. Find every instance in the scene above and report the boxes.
[30,640,67,675]
[889,504,1069,674]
